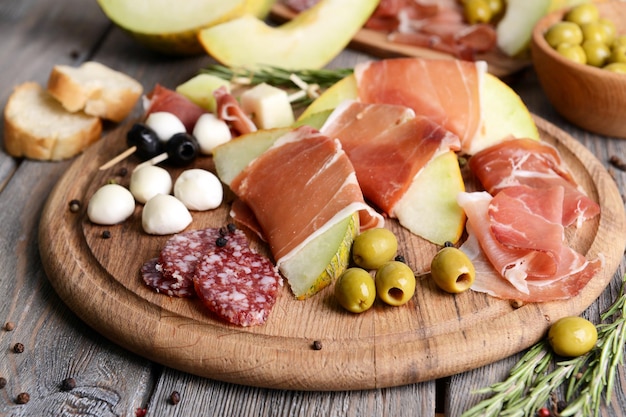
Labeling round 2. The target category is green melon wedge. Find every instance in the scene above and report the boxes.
[175,74,231,112]
[198,0,379,69]
[212,127,358,299]
[280,212,358,300]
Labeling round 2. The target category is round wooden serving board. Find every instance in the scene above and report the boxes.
[39,116,626,391]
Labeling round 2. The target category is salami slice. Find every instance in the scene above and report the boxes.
[194,232,283,327]
[140,257,196,298]
[156,228,223,297]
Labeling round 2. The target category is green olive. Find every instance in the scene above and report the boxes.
[581,21,612,44]
[564,3,599,26]
[556,43,587,64]
[352,228,398,270]
[545,22,584,48]
[603,62,626,74]
[548,316,597,357]
[334,268,376,313]
[609,44,626,64]
[464,0,493,24]
[486,0,503,17]
[430,247,476,294]
[374,261,416,306]
[612,35,626,49]
[582,40,611,67]
[598,18,617,45]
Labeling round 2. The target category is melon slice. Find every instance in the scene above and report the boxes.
[212,127,358,299]
[392,151,465,245]
[197,0,379,69]
[96,0,275,55]
[175,73,231,112]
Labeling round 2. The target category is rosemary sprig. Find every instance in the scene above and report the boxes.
[461,273,626,417]
[200,64,353,107]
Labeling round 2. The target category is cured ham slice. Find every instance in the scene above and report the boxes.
[457,187,602,302]
[213,86,257,136]
[354,58,486,152]
[229,125,384,266]
[144,84,206,133]
[469,138,600,228]
[321,100,460,214]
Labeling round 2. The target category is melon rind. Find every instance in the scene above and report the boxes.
[280,213,358,300]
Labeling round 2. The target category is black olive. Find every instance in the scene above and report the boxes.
[166,133,199,166]
[126,123,162,160]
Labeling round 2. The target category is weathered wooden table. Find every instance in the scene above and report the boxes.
[1,1,625,416]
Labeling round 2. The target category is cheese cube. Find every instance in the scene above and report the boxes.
[240,83,294,129]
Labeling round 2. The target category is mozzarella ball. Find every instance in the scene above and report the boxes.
[130,165,172,204]
[87,184,135,225]
[174,169,223,211]
[192,113,232,154]
[145,112,186,142]
[142,194,192,235]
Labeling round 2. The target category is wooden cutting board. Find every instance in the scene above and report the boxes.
[269,3,530,77]
[39,115,626,391]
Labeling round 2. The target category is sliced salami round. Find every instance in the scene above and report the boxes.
[194,234,283,327]
[140,257,196,298]
[156,228,224,297]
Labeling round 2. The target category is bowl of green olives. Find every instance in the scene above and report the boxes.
[531,1,626,138]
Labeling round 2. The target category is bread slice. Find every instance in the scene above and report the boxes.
[47,61,143,122]
[3,82,102,161]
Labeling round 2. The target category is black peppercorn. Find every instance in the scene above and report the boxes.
[216,237,228,247]
[13,343,24,353]
[169,390,181,405]
[69,199,81,213]
[102,230,111,239]
[227,223,237,233]
[16,392,30,404]
[0,377,6,389]
[394,255,406,263]
[312,340,322,350]
[61,377,76,391]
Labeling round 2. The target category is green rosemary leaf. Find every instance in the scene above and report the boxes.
[200,64,353,88]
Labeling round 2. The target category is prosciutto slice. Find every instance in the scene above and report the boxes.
[469,138,600,228]
[229,125,384,266]
[321,100,460,214]
[213,86,257,136]
[354,58,485,153]
[144,84,206,133]
[458,187,602,302]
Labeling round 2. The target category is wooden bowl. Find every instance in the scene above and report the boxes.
[531,1,626,138]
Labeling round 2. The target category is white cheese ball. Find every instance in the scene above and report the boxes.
[145,111,186,142]
[87,184,135,225]
[130,165,172,204]
[192,113,232,154]
[174,169,223,211]
[142,194,192,235]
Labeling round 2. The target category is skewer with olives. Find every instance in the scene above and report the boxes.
[99,118,200,171]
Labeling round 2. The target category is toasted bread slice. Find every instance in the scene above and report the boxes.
[3,82,102,160]
[47,61,143,122]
